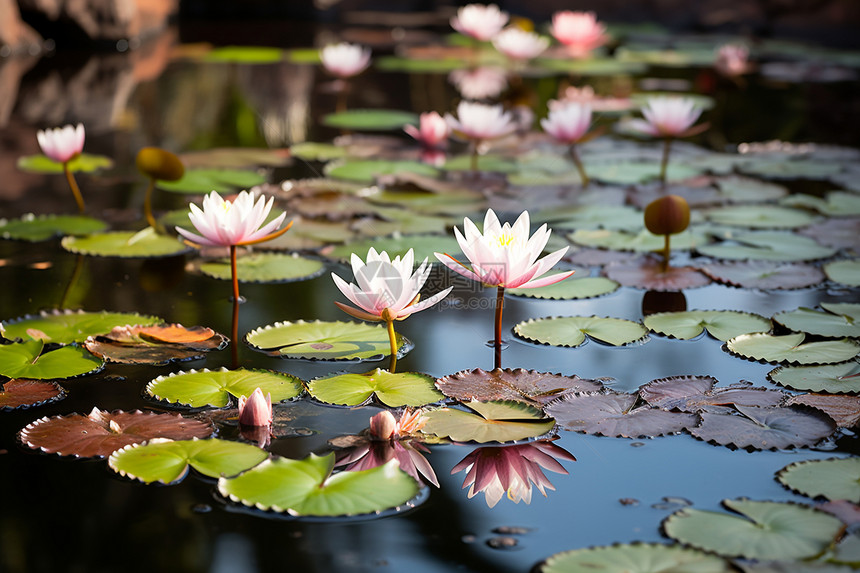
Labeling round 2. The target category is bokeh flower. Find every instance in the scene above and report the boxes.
[492,27,549,61]
[445,101,517,170]
[448,66,509,100]
[404,111,450,149]
[450,3,509,42]
[238,387,273,427]
[541,100,594,186]
[37,123,85,163]
[550,11,608,58]
[715,44,751,77]
[319,42,371,78]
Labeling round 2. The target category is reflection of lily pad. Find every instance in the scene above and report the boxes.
[768,361,860,394]
[690,404,836,450]
[323,109,419,131]
[17,153,113,174]
[0,379,65,410]
[514,315,649,348]
[778,458,860,502]
[146,368,303,408]
[773,303,860,338]
[109,438,268,484]
[0,214,108,241]
[245,320,409,361]
[697,231,837,262]
[308,369,442,407]
[824,259,860,287]
[644,310,771,341]
[700,261,825,290]
[435,368,605,406]
[198,253,325,283]
[218,453,420,517]
[0,340,103,379]
[1,309,160,344]
[421,400,555,443]
[61,228,191,258]
[726,332,860,365]
[157,168,266,194]
[539,542,733,573]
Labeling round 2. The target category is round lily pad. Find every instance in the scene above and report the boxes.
[824,259,860,287]
[604,261,712,291]
[539,542,733,573]
[639,377,786,412]
[689,404,836,450]
[245,320,410,361]
[514,316,649,348]
[0,379,65,410]
[146,368,303,408]
[156,168,266,193]
[109,438,268,484]
[325,234,461,263]
[696,231,837,262]
[203,46,284,63]
[644,310,771,341]
[420,400,556,443]
[782,191,860,216]
[0,340,103,379]
[323,109,419,131]
[1,309,160,344]
[0,214,108,241]
[569,228,709,253]
[713,176,788,203]
[17,152,113,174]
[777,458,860,502]
[768,361,860,394]
[307,368,442,407]
[699,261,826,290]
[507,276,619,300]
[198,253,325,283]
[662,498,846,561]
[726,332,860,365]
[325,159,439,184]
[61,228,191,258]
[83,324,228,365]
[435,368,605,406]
[704,205,818,229]
[773,304,860,338]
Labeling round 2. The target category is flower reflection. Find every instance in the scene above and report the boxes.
[451,438,575,507]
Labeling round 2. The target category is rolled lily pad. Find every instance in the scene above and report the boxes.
[308,369,441,407]
[17,152,113,174]
[696,231,837,262]
[0,379,65,410]
[435,368,605,406]
[1,309,160,344]
[507,276,620,300]
[325,159,439,184]
[156,168,267,193]
[84,324,228,365]
[204,46,284,63]
[325,234,461,263]
[663,498,845,561]
[726,332,860,365]
[640,376,786,412]
[539,542,733,573]
[109,438,268,484]
[245,320,410,361]
[0,214,108,241]
[569,228,709,252]
[218,452,420,517]
[146,368,303,408]
[420,400,556,443]
[690,404,836,449]
[777,458,860,502]
[198,253,325,283]
[773,303,860,338]
[824,259,860,287]
[786,393,860,428]
[20,408,214,458]
[323,109,419,131]
[703,205,818,229]
[699,261,826,290]
[513,316,649,348]
[0,339,103,379]
[545,392,699,438]
[61,228,191,258]
[768,361,860,394]
[644,310,771,341]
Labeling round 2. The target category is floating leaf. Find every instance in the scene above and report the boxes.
[696,231,837,262]
[531,204,643,231]
[0,379,65,410]
[180,147,291,169]
[824,259,860,287]
[782,191,860,216]
[435,368,605,406]
[84,324,228,365]
[513,316,649,348]
[640,377,786,412]
[536,57,648,76]
[713,176,788,203]
[325,159,439,183]
[586,160,703,185]
[690,405,836,449]
[0,214,108,241]
[20,409,214,458]
[156,169,266,194]
[1,310,160,344]
[307,369,442,407]
[726,332,860,365]
[421,400,555,443]
[768,361,860,394]
[146,368,303,408]
[289,142,348,162]
[604,261,712,291]
[0,340,103,379]
[507,276,619,300]
[61,228,191,258]
[800,218,860,251]
[218,453,420,517]
[204,46,284,63]
[778,458,860,502]
[703,205,818,229]
[109,438,268,484]
[737,158,844,180]
[323,109,419,131]
[324,234,461,263]
[245,320,409,361]
[773,304,860,338]
[539,543,733,573]
[17,153,113,174]
[198,253,325,283]
[786,393,860,428]
[569,228,709,252]
[644,310,771,341]
[699,261,825,290]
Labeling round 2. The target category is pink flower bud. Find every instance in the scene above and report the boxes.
[238,387,272,427]
[369,410,397,440]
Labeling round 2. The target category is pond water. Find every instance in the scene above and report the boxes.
[1,13,859,573]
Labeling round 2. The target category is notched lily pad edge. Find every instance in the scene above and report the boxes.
[512,316,651,348]
[306,369,443,408]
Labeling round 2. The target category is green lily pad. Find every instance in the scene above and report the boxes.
[644,310,771,341]
[289,142,349,162]
[325,159,439,183]
[1,310,160,344]
[0,214,108,241]
[322,109,419,131]
[17,153,113,174]
[325,234,461,263]
[714,176,789,203]
[145,367,303,408]
[204,46,284,63]
[587,160,702,184]
[286,48,322,64]
[307,369,442,407]
[778,458,860,502]
[109,438,269,484]
[539,542,733,573]
[514,316,649,348]
[375,55,468,73]
[704,205,818,229]
[726,332,859,365]
[156,169,266,194]
[569,228,709,252]
[245,320,410,361]
[536,57,648,76]
[0,339,103,379]
[198,253,325,283]
[768,361,860,394]
[774,304,860,338]
[697,231,837,262]
[61,228,191,258]
[217,452,420,517]
[532,205,643,232]
[824,259,860,287]
[662,498,846,561]
[421,400,556,443]
[442,154,518,173]
[507,276,619,300]
[737,158,844,180]
[781,192,860,216]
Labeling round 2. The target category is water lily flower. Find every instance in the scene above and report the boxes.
[319,42,371,78]
[452,439,575,507]
[404,111,450,149]
[369,409,428,440]
[550,11,608,58]
[445,101,517,170]
[541,100,595,186]
[715,44,751,77]
[448,66,509,100]
[37,123,86,212]
[450,4,509,42]
[238,387,273,427]
[492,27,549,61]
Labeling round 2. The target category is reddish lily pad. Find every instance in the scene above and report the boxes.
[699,261,826,290]
[785,393,860,428]
[640,376,786,412]
[799,218,860,251]
[435,368,606,406]
[689,405,837,450]
[19,408,214,458]
[84,324,227,365]
[604,260,712,291]
[0,379,66,410]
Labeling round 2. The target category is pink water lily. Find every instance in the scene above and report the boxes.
[404,111,450,149]
[450,3,509,42]
[550,11,608,58]
[445,101,517,170]
[628,96,703,138]
[319,42,371,78]
[238,387,273,427]
[541,100,595,186]
[492,27,549,61]
[37,123,87,212]
[448,66,509,100]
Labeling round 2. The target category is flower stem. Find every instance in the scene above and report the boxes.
[63,162,86,213]
[385,316,398,373]
[230,244,241,303]
[494,285,505,369]
[569,144,589,188]
[661,234,671,273]
[231,295,240,369]
[58,254,84,309]
[470,140,480,172]
[659,138,672,188]
[143,177,158,230]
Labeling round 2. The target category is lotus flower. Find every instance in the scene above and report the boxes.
[715,44,751,77]
[450,4,509,42]
[550,11,608,58]
[36,123,86,212]
[452,439,575,507]
[319,42,371,78]
[492,27,549,61]
[238,387,272,427]
[445,101,517,170]
[404,111,450,149]
[448,66,509,100]
[541,101,594,186]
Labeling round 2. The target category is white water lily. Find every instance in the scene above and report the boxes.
[450,3,509,41]
[492,27,549,61]
[541,101,593,144]
[628,97,703,138]
[37,123,85,163]
[177,191,288,248]
[319,42,371,78]
[445,101,517,142]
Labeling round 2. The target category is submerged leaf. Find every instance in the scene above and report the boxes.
[690,405,836,450]
[245,320,410,361]
[777,458,860,502]
[726,332,860,365]
[644,310,771,341]
[0,379,65,410]
[435,368,605,406]
[514,316,649,348]
[308,369,442,407]
[539,542,733,573]
[146,368,303,408]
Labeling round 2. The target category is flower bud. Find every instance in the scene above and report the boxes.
[136,147,185,182]
[369,410,397,440]
[238,387,272,427]
[644,195,690,236]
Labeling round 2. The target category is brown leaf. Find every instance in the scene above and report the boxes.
[0,379,65,410]
[690,405,836,450]
[436,368,606,407]
[699,261,826,290]
[818,500,860,526]
[137,324,215,344]
[84,326,227,365]
[640,376,786,412]
[786,393,860,428]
